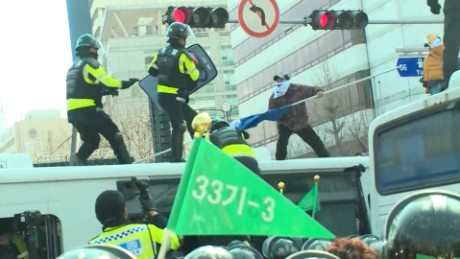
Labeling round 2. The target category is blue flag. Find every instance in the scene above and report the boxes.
[234,104,292,131]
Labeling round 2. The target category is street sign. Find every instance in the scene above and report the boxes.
[237,0,280,38]
[396,57,424,77]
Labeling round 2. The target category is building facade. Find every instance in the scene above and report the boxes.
[0,109,73,163]
[228,0,443,158]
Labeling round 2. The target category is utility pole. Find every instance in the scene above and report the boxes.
[66,0,92,159]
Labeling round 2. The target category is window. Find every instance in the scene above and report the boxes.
[375,103,460,195]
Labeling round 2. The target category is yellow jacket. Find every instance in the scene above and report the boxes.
[88,223,180,259]
[423,45,444,81]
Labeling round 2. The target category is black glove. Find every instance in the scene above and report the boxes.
[427,0,441,14]
[121,78,140,89]
[148,66,158,77]
[101,88,119,97]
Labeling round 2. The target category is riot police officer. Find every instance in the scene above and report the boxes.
[57,244,136,259]
[262,237,300,259]
[184,245,233,259]
[384,190,460,258]
[209,117,260,174]
[147,22,200,162]
[227,241,264,259]
[66,34,138,166]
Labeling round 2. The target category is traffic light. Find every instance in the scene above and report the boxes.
[309,10,368,30]
[162,6,229,28]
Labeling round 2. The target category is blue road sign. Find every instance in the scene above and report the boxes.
[396,57,424,77]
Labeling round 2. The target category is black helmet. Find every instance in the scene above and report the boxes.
[167,22,193,39]
[385,190,460,258]
[76,34,100,51]
[285,250,340,259]
[262,237,300,259]
[211,116,229,132]
[301,238,332,251]
[95,190,126,225]
[57,244,136,259]
[227,243,264,259]
[185,245,233,259]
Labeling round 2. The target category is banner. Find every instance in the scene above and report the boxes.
[233,104,292,131]
[297,183,320,212]
[167,138,334,238]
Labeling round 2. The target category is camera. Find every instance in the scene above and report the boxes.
[14,210,43,232]
[131,177,150,201]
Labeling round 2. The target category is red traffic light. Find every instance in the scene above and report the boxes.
[163,6,192,24]
[309,10,368,30]
[310,11,336,30]
[163,6,229,28]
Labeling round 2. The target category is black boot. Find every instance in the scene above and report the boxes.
[111,133,134,164]
[69,154,87,166]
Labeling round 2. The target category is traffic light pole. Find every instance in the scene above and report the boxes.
[227,18,443,25]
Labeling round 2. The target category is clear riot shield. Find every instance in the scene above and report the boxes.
[186,43,218,94]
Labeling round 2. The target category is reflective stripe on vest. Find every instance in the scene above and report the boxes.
[221,144,257,159]
[67,98,97,111]
[157,85,179,94]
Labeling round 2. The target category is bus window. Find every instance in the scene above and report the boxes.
[374,104,460,195]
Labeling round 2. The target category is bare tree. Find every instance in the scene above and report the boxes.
[119,115,153,161]
[308,61,370,156]
[348,110,369,154]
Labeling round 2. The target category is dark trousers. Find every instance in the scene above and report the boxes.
[275,124,329,160]
[443,11,460,87]
[158,93,197,161]
[68,108,126,161]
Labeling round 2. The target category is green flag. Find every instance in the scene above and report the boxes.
[167,138,335,238]
[297,183,320,212]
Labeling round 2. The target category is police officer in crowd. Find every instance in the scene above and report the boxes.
[57,244,136,259]
[427,0,460,89]
[0,218,22,259]
[384,190,460,258]
[209,117,261,174]
[88,190,181,258]
[148,22,200,163]
[185,245,233,259]
[66,34,138,166]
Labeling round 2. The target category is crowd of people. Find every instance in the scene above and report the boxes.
[51,189,460,258]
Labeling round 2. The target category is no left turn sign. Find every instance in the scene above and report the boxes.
[237,0,280,38]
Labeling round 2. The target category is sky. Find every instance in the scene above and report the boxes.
[0,1,72,125]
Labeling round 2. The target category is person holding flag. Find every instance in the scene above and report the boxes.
[268,73,329,160]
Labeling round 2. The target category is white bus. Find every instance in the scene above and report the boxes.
[368,76,460,239]
[0,156,370,258]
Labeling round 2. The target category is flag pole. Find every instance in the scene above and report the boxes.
[312,175,320,219]
[277,181,285,195]
[158,113,212,259]
[157,228,173,259]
